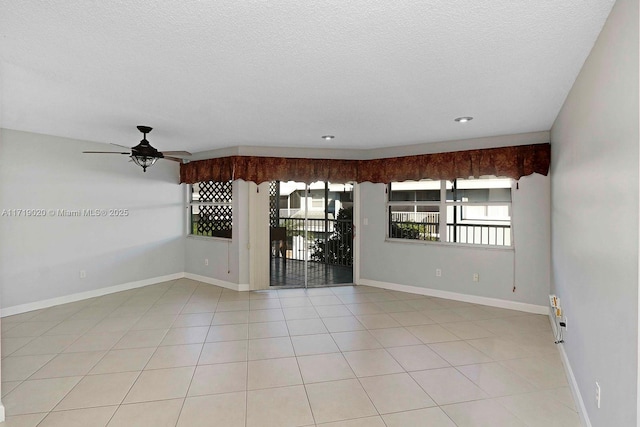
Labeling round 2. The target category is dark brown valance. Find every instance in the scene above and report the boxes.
[180,143,550,184]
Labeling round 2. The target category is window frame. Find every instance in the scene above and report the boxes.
[188,180,233,239]
[386,178,513,248]
[387,182,442,242]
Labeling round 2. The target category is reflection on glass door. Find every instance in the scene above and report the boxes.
[269,181,354,288]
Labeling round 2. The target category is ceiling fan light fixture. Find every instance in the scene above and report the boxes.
[130,155,158,172]
[321,135,335,141]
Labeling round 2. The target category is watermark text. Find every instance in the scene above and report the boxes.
[1,208,130,217]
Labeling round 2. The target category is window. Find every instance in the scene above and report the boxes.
[388,180,441,241]
[190,181,233,238]
[387,177,512,246]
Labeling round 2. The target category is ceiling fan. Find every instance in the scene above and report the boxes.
[83,125,192,172]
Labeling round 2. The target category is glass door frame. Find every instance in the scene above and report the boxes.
[269,180,355,289]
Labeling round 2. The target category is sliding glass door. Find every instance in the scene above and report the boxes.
[269,181,353,288]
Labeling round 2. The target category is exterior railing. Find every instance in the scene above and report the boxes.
[446,223,511,246]
[389,213,511,246]
[276,217,353,266]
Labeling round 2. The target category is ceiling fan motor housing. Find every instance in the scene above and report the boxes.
[132,140,163,158]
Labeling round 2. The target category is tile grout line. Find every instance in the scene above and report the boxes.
[317,301,383,425]
[27,278,182,426]
[93,278,181,427]
[1,281,571,426]
[163,282,214,427]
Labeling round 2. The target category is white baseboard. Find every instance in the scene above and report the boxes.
[358,279,548,315]
[547,312,591,427]
[1,273,185,317]
[0,272,252,318]
[184,273,248,292]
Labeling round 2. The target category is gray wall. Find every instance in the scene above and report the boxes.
[0,129,185,309]
[550,0,639,425]
[184,180,250,286]
[359,172,550,307]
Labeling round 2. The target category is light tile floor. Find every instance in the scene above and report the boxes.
[1,279,580,426]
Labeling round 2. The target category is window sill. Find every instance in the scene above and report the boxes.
[384,237,513,251]
[187,235,232,242]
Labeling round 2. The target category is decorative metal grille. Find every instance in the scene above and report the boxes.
[194,181,232,237]
[269,181,280,228]
[198,181,232,203]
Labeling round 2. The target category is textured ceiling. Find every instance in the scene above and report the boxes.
[0,0,615,154]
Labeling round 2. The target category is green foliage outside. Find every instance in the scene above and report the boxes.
[310,206,353,266]
[390,221,439,241]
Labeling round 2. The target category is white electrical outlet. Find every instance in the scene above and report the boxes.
[204,259,209,266]
[436,268,442,277]
[79,270,86,279]
[473,273,479,282]
[595,381,601,409]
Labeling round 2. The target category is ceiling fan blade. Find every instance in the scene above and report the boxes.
[110,143,132,149]
[83,151,130,154]
[162,156,185,162]
[161,151,192,157]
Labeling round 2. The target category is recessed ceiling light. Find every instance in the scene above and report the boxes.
[454,117,473,123]
[321,135,335,140]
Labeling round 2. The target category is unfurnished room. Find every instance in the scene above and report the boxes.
[0,1,638,426]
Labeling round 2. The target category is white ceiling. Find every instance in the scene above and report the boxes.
[0,0,615,154]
